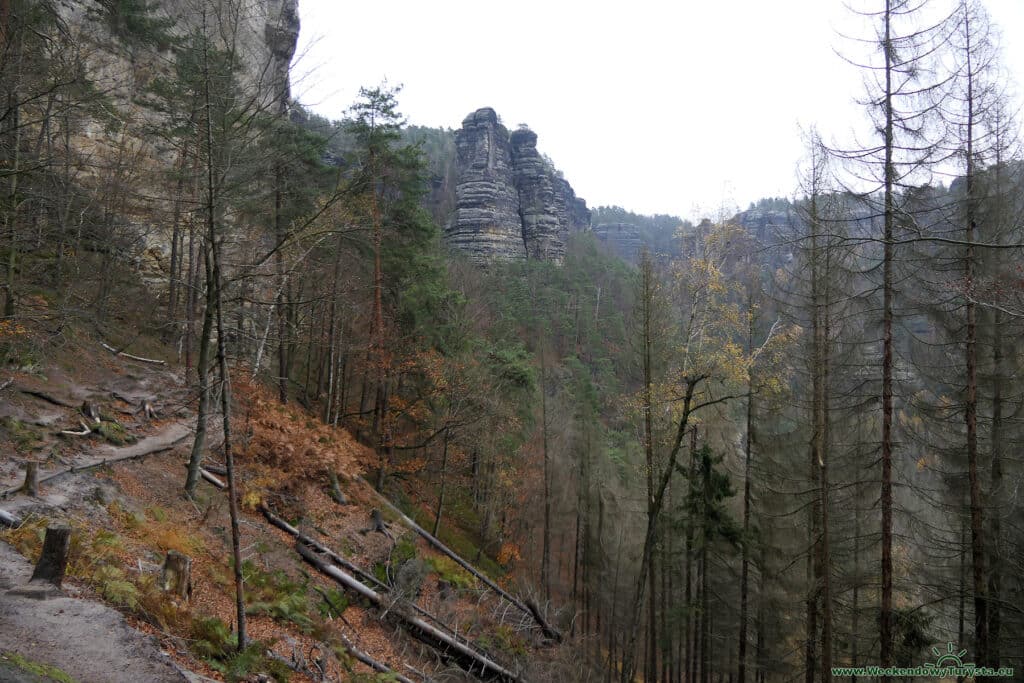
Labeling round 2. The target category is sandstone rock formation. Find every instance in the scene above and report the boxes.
[446,108,590,265]
[592,223,644,263]
[445,109,526,262]
[510,127,564,261]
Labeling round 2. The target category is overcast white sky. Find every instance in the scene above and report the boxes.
[291,0,1024,221]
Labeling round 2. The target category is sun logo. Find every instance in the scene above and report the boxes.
[924,642,974,670]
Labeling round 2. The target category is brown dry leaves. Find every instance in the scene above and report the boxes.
[233,376,365,482]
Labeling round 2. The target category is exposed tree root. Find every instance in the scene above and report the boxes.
[19,388,76,408]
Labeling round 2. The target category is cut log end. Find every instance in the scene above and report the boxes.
[0,509,21,528]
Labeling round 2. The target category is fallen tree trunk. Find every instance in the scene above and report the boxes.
[338,632,417,683]
[60,420,93,436]
[19,388,76,408]
[100,342,166,365]
[260,503,385,590]
[260,502,491,655]
[296,543,522,683]
[1,429,191,499]
[359,477,563,643]
[199,468,226,490]
[0,509,21,527]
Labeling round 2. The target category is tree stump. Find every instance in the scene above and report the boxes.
[328,470,347,506]
[31,525,71,586]
[21,461,38,497]
[160,550,192,599]
[140,400,157,421]
[81,400,100,424]
[360,509,392,539]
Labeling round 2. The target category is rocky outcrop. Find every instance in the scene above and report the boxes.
[735,204,796,243]
[592,223,644,263]
[510,128,563,261]
[446,108,590,265]
[553,177,591,234]
[445,109,526,262]
[261,0,301,113]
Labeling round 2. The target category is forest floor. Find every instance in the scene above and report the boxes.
[0,334,550,682]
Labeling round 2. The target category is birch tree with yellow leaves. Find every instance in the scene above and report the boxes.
[619,220,796,683]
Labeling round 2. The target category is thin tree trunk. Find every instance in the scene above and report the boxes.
[756,539,766,683]
[432,426,449,537]
[819,202,833,683]
[957,512,966,683]
[200,11,244,648]
[987,306,1003,666]
[699,460,710,683]
[167,150,188,331]
[275,157,288,404]
[738,272,755,683]
[184,243,215,498]
[962,31,988,662]
[851,505,859,673]
[540,349,552,603]
[2,26,22,319]
[879,3,895,671]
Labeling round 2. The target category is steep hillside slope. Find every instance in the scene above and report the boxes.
[0,324,573,682]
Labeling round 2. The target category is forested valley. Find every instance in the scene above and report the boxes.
[0,0,1023,682]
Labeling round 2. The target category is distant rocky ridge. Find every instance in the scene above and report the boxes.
[591,223,645,262]
[445,108,591,264]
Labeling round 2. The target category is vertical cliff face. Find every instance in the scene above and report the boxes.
[445,108,527,262]
[510,128,564,261]
[44,0,301,282]
[261,0,301,113]
[592,223,645,263]
[445,108,590,265]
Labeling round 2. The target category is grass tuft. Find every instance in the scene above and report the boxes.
[0,651,78,683]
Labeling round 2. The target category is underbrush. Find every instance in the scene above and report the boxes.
[242,560,316,633]
[0,651,77,683]
[190,616,294,682]
[0,416,45,453]
[425,554,475,590]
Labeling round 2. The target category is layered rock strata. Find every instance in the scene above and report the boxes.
[445,109,527,261]
[446,108,590,264]
[592,223,644,263]
[510,128,564,261]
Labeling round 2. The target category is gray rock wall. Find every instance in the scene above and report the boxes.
[511,128,564,262]
[592,223,644,263]
[445,108,527,262]
[446,108,590,265]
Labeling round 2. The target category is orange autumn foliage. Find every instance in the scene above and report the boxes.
[232,375,364,481]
